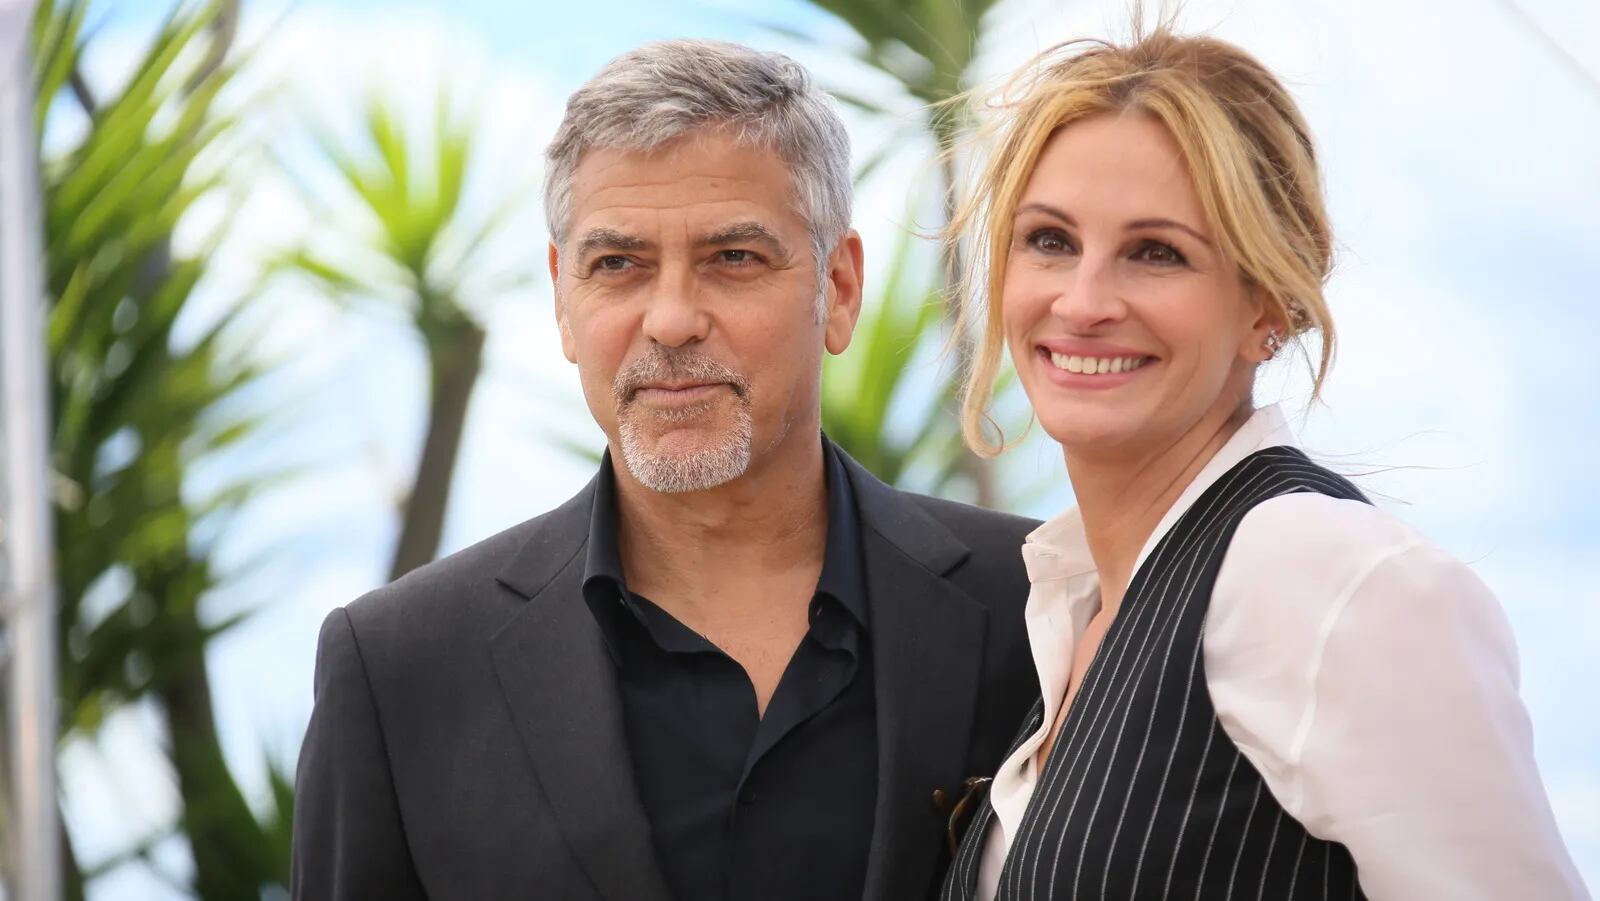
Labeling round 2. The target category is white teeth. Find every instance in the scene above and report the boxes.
[1047,352,1149,376]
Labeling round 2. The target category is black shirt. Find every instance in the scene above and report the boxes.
[582,445,878,901]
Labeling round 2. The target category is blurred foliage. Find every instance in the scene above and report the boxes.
[17,0,1023,895]
[772,0,1002,142]
[32,0,291,896]
[822,228,971,497]
[789,0,1018,506]
[279,90,535,580]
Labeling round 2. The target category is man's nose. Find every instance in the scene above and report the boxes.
[640,266,711,348]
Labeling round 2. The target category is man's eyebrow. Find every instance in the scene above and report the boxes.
[696,221,788,253]
[574,227,650,258]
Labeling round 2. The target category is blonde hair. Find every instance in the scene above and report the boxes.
[951,26,1335,455]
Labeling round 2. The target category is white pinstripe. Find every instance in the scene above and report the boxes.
[1016,538,1173,899]
[1192,753,1240,900]
[1028,463,1270,899]
[1160,719,1216,898]
[958,451,1367,901]
[949,703,1041,901]
[1083,490,1253,897]
[1256,806,1286,900]
[1285,830,1308,898]
[1025,463,1295,899]
[1100,468,1296,894]
[1225,780,1264,896]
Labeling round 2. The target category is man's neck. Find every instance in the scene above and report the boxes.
[612,429,830,630]
[1066,402,1251,615]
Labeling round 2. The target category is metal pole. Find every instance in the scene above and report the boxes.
[0,0,61,897]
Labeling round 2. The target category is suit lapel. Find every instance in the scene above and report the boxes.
[489,478,673,901]
[841,453,991,901]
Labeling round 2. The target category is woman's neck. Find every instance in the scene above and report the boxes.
[1065,404,1253,614]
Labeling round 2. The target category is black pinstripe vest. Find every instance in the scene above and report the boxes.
[943,447,1369,901]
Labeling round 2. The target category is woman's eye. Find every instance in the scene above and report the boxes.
[1132,240,1186,266]
[1026,229,1073,254]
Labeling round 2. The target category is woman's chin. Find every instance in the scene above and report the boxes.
[1038,414,1146,458]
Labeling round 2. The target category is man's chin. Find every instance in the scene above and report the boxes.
[616,416,754,494]
[628,423,728,456]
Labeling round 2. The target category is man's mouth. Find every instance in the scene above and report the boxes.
[629,382,727,405]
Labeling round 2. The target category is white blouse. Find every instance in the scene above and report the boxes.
[977,405,1588,900]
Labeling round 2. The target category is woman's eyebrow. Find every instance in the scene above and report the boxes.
[1015,204,1213,248]
[1015,202,1076,226]
[1125,217,1213,247]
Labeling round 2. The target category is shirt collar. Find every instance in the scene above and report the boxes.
[815,440,868,630]
[1021,404,1300,584]
[581,438,870,660]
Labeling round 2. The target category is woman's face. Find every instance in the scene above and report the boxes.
[1003,112,1272,459]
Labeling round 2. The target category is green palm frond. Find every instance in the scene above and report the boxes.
[287,88,530,332]
[789,0,1003,106]
[786,0,1020,506]
[35,0,291,895]
[822,224,1019,498]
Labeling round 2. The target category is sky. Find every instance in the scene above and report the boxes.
[37,0,1600,896]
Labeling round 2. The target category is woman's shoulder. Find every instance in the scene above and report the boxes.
[1231,489,1430,575]
[1221,489,1503,629]
[1208,489,1518,729]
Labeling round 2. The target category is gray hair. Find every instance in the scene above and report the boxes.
[543,39,852,302]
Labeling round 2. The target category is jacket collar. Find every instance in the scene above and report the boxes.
[491,436,988,901]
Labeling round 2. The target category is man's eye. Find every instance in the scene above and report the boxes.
[595,255,633,272]
[718,249,758,265]
[1133,241,1186,266]
[1025,229,1073,254]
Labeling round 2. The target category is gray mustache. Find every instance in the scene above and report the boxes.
[613,347,750,406]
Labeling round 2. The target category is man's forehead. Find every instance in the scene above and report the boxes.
[565,133,804,236]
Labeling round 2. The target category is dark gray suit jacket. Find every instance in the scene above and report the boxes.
[292,447,1040,901]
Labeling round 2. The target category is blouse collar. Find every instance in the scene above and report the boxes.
[1021,404,1301,584]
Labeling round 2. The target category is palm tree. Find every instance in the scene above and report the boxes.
[281,90,535,581]
[32,0,293,896]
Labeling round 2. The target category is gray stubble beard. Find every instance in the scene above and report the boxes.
[613,348,754,494]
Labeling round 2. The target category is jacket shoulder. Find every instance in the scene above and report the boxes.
[340,489,589,654]
[906,492,1039,567]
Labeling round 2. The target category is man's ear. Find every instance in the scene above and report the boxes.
[550,241,577,363]
[823,229,865,356]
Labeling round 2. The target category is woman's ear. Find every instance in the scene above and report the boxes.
[1241,286,1288,364]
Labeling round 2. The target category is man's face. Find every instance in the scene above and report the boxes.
[551,129,861,493]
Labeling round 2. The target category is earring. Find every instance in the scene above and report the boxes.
[1263,330,1283,356]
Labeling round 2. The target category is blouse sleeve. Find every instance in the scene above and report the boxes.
[1206,493,1588,900]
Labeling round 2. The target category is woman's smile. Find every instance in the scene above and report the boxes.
[1033,343,1158,390]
